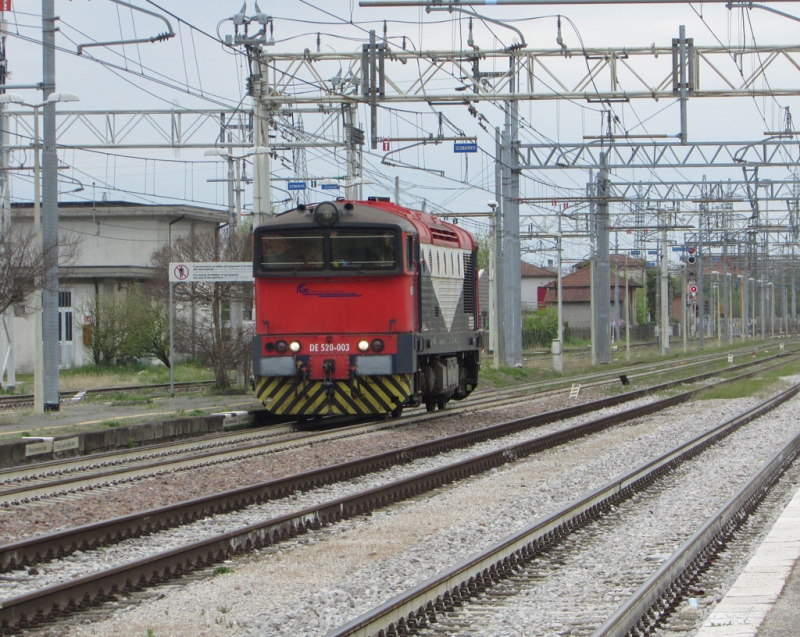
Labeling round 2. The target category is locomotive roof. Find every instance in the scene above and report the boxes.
[257,199,475,250]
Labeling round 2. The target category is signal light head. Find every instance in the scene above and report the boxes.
[687,255,697,264]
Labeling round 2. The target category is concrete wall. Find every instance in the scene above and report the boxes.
[0,414,229,469]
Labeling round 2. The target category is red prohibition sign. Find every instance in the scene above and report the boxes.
[173,264,190,281]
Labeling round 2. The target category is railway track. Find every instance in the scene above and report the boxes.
[326,383,800,637]
[0,341,787,415]
[0,355,796,634]
[0,349,790,508]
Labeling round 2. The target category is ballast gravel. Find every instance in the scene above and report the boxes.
[0,387,606,543]
[0,394,659,599]
[22,384,800,637]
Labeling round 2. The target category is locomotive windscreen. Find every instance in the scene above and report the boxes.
[258,228,398,272]
[330,230,395,270]
[260,230,325,271]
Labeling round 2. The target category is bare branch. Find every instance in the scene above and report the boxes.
[0,225,81,317]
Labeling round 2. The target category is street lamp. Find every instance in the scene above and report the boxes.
[737,274,745,342]
[487,200,499,370]
[725,272,733,343]
[711,271,720,342]
[0,92,79,414]
[553,205,564,373]
[768,281,775,337]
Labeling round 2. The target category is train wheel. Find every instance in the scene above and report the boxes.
[425,400,436,412]
[391,405,404,418]
[436,396,448,410]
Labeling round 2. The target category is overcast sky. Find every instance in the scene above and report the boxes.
[3,0,800,264]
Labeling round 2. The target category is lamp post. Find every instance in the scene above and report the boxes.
[487,200,499,370]
[737,274,745,342]
[711,271,720,343]
[0,92,79,414]
[725,272,733,343]
[768,281,775,337]
[553,208,564,373]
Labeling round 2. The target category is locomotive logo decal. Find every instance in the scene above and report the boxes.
[296,283,361,298]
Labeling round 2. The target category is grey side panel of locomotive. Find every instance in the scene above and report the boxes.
[418,251,479,355]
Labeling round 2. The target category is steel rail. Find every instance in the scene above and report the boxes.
[592,394,800,637]
[1,343,788,493]
[0,364,795,633]
[0,345,769,503]
[324,382,800,637]
[0,354,792,571]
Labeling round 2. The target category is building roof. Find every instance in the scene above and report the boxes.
[521,261,556,278]
[542,266,641,304]
[12,201,229,224]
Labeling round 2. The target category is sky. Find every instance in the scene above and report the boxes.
[3,0,800,267]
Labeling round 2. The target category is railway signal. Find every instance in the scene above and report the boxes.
[687,247,697,265]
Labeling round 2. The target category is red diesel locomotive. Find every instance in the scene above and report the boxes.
[251,197,481,418]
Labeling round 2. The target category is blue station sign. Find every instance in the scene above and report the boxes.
[453,141,478,153]
[287,181,307,191]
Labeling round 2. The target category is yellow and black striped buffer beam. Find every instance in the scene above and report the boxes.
[255,374,413,416]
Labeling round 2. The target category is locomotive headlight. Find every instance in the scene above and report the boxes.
[358,340,370,352]
[275,340,289,354]
[314,202,339,227]
[289,341,301,352]
[371,339,385,352]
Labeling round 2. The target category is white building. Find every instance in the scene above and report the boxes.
[3,201,227,372]
[521,261,557,312]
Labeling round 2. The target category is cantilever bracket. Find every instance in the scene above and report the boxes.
[77,0,175,55]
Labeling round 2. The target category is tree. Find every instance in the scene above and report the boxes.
[475,232,491,272]
[120,285,172,367]
[81,283,174,366]
[0,224,81,317]
[81,293,125,364]
[149,226,253,388]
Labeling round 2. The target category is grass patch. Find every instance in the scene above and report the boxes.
[59,362,213,392]
[697,358,800,400]
[213,566,233,576]
[205,386,249,396]
[103,420,122,428]
[480,365,560,389]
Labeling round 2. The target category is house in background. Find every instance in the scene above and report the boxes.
[542,266,642,328]
[521,261,557,311]
[610,254,646,285]
[5,201,228,372]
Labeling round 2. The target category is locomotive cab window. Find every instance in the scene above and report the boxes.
[331,230,397,270]
[260,231,324,271]
[405,235,415,272]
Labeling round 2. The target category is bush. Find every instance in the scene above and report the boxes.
[522,307,571,348]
